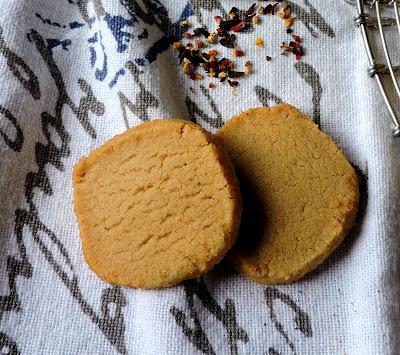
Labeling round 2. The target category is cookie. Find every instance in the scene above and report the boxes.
[73,119,241,289]
[215,104,359,284]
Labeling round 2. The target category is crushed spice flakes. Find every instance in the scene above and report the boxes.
[280,35,303,60]
[228,80,239,87]
[228,7,239,20]
[266,4,277,15]
[180,20,190,28]
[195,39,205,48]
[244,3,257,17]
[284,17,293,29]
[252,15,261,25]
[172,41,183,49]
[232,21,246,32]
[193,27,210,38]
[233,49,245,57]
[258,6,266,14]
[228,70,245,78]
[207,32,218,44]
[278,3,291,19]
[220,34,237,48]
[190,73,204,80]
[292,34,301,43]
[183,61,193,75]
[214,16,223,24]
[244,61,252,75]
[174,1,305,87]
[218,71,228,79]
[255,37,264,47]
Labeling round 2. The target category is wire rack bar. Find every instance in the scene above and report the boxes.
[353,0,400,136]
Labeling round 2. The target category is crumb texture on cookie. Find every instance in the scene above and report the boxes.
[216,104,359,284]
[73,119,241,289]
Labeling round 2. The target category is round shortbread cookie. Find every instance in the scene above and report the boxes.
[73,119,241,289]
[215,104,359,284]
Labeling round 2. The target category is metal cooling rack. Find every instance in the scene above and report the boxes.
[346,0,400,137]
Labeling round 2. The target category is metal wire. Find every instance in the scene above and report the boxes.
[345,0,396,6]
[352,0,400,136]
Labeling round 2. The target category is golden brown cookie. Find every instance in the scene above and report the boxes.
[215,104,359,284]
[73,119,241,289]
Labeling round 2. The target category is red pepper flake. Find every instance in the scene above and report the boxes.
[195,39,205,48]
[218,58,232,70]
[244,61,252,74]
[271,3,279,15]
[252,15,261,25]
[214,16,223,24]
[193,27,210,38]
[228,70,245,78]
[280,42,291,53]
[279,5,291,20]
[190,72,204,80]
[231,21,246,32]
[172,41,183,49]
[258,7,266,15]
[255,37,264,47]
[220,34,237,48]
[292,34,301,43]
[244,3,257,18]
[228,80,239,87]
[264,4,273,14]
[232,49,245,57]
[295,46,303,55]
[228,7,239,20]
[183,61,193,75]
[282,3,291,13]
[284,18,293,28]
[217,27,228,37]
[218,71,228,82]
[280,40,303,60]
[174,2,305,85]
[220,19,242,31]
[207,32,218,44]
[180,20,190,28]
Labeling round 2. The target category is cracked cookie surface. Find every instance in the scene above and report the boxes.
[215,104,359,284]
[73,119,241,289]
